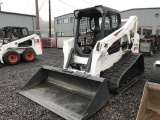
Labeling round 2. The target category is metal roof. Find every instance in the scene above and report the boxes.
[0,11,36,17]
[75,5,119,14]
[121,7,160,13]
[74,5,119,18]
[54,13,73,18]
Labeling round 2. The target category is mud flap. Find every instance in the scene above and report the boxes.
[136,82,160,120]
[20,66,110,120]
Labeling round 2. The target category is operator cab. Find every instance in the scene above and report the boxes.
[74,5,121,57]
[0,26,30,45]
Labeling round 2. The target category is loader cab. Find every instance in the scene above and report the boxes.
[0,28,10,45]
[74,5,121,57]
[0,26,29,45]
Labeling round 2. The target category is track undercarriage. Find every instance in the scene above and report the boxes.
[101,52,144,93]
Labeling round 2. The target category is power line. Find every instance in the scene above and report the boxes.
[40,0,45,8]
[41,0,44,7]
[82,0,92,6]
[39,0,47,11]
[39,0,46,11]
[58,0,78,9]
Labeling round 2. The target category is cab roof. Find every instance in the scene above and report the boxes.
[74,5,120,18]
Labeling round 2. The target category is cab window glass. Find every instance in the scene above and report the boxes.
[111,15,118,28]
[104,17,111,29]
[22,28,28,36]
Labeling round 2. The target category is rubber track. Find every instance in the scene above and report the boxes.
[100,52,144,94]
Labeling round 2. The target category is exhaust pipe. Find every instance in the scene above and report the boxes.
[20,66,110,120]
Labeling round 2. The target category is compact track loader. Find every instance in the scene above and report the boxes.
[0,26,43,65]
[20,5,144,120]
[136,61,160,120]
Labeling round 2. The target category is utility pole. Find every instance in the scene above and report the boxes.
[35,0,40,30]
[49,0,51,37]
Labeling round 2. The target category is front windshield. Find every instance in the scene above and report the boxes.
[78,17,94,46]
[78,16,102,46]
[77,13,120,54]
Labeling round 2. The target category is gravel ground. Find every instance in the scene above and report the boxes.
[0,48,160,120]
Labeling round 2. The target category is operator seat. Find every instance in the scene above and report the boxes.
[11,30,19,41]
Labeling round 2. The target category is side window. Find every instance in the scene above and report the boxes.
[56,32,65,37]
[90,18,95,30]
[57,19,62,24]
[104,16,112,37]
[104,17,111,29]
[11,29,19,41]
[22,29,28,36]
[61,32,65,36]
[111,15,118,28]
[56,32,61,37]
[63,18,69,24]
[12,29,19,38]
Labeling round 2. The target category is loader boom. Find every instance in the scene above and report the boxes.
[90,16,140,76]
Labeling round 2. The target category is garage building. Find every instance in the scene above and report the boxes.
[121,7,160,38]
[0,11,36,31]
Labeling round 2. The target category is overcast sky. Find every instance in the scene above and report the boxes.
[0,0,160,21]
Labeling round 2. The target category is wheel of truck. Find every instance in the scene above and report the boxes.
[4,51,20,65]
[150,62,160,84]
[23,49,36,62]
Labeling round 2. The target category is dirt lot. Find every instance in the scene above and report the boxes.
[0,48,160,120]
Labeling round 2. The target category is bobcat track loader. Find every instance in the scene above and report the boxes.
[20,5,144,120]
[136,61,160,120]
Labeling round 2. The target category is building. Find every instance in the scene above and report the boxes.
[54,13,75,48]
[0,11,36,31]
[54,13,74,37]
[54,7,160,38]
[121,7,160,38]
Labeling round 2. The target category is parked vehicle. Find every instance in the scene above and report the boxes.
[20,5,144,120]
[0,26,43,65]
